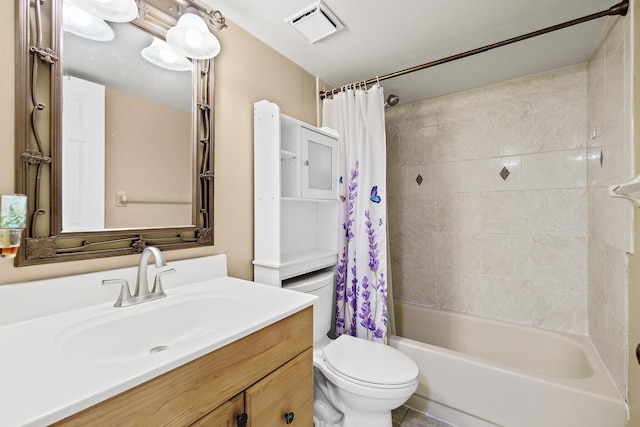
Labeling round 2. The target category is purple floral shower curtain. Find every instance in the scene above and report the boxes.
[322,85,388,344]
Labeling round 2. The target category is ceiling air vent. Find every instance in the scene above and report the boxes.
[286,1,344,44]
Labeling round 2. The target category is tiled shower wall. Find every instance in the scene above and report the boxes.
[587,15,632,397]
[386,63,589,334]
[385,14,633,399]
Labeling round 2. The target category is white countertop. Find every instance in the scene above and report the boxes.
[0,256,315,427]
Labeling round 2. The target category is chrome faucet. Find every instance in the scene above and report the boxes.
[102,246,175,307]
[134,246,166,299]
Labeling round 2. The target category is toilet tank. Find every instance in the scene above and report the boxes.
[283,269,334,343]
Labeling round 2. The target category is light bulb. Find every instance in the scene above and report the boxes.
[141,37,192,71]
[185,28,204,48]
[66,7,93,27]
[63,2,114,41]
[166,12,221,59]
[69,0,138,23]
[160,49,177,64]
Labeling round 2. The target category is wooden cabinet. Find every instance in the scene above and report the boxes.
[190,394,244,427]
[253,100,339,287]
[190,349,313,427]
[54,307,313,427]
[245,349,313,426]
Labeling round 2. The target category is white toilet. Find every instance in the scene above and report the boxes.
[283,270,419,427]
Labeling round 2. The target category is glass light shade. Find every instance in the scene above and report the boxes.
[69,0,138,23]
[63,2,114,41]
[166,13,221,60]
[141,38,192,72]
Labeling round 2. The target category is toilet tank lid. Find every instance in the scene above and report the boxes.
[323,334,418,386]
[282,270,334,293]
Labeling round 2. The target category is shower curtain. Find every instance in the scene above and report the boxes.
[322,85,390,344]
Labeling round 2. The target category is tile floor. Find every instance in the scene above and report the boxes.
[392,406,457,427]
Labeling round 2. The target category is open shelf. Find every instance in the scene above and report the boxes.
[254,249,338,282]
[280,149,297,160]
[281,249,337,267]
[281,197,339,203]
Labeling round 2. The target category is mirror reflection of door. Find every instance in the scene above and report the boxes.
[62,76,106,231]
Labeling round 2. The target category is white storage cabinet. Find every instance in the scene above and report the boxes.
[253,100,339,286]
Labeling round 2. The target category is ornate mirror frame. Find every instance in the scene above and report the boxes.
[15,0,217,266]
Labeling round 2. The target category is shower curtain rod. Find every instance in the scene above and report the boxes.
[319,0,628,99]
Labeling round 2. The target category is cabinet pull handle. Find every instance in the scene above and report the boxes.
[284,412,295,424]
[236,412,248,427]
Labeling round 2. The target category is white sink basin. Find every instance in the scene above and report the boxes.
[0,268,316,427]
[55,292,258,363]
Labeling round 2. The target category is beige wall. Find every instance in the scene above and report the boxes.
[104,88,192,229]
[0,4,318,284]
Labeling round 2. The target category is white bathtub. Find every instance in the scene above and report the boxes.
[388,301,626,427]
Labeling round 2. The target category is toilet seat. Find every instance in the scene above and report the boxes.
[320,334,418,389]
[314,358,418,401]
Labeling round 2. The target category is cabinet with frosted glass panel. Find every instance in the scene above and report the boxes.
[253,100,339,286]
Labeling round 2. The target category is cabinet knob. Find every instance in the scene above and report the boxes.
[284,412,295,424]
[236,412,248,427]
[304,160,309,166]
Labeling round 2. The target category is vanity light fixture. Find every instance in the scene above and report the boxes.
[166,9,221,59]
[67,0,138,23]
[62,2,115,42]
[141,37,192,72]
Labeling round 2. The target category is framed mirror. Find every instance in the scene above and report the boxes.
[15,0,220,266]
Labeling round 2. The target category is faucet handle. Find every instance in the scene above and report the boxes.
[102,279,133,307]
[152,268,175,297]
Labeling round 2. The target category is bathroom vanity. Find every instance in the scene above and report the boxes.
[54,308,313,426]
[0,255,315,426]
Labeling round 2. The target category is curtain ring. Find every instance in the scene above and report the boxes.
[375,76,380,87]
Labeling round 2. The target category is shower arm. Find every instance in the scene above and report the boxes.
[319,0,629,99]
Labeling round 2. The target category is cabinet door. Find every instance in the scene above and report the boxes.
[301,128,338,200]
[245,348,313,426]
[191,393,245,427]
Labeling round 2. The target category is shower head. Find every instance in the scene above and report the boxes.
[384,94,399,108]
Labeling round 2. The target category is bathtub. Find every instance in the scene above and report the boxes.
[388,301,626,427]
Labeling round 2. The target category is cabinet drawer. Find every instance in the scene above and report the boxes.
[245,348,313,426]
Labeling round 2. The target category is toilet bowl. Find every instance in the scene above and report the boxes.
[283,270,419,427]
[313,334,418,427]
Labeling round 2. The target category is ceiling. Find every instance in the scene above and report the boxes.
[202,0,620,105]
